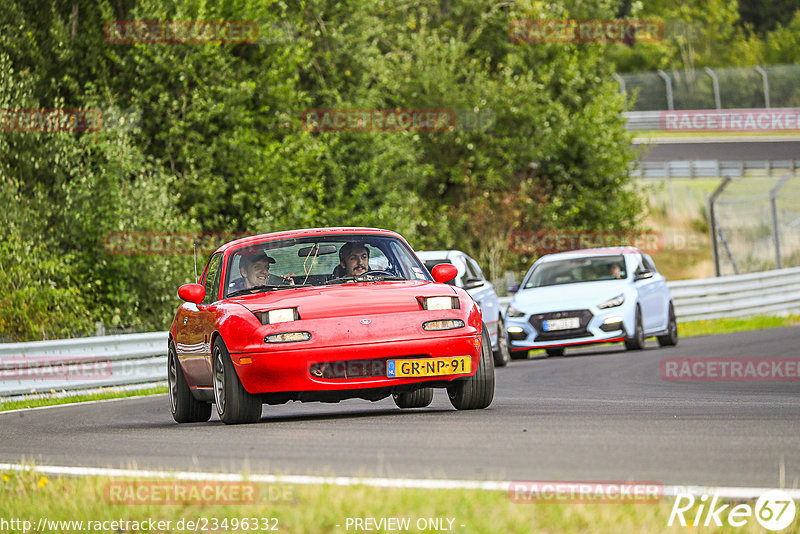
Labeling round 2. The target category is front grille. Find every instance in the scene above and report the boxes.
[530,309,593,341]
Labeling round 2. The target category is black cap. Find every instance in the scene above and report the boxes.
[240,253,276,269]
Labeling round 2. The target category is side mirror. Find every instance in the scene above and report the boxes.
[178,283,205,304]
[634,271,654,282]
[463,277,485,290]
[431,264,458,284]
[508,284,520,294]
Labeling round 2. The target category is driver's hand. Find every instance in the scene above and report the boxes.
[282,273,296,285]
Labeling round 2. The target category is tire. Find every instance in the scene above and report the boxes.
[168,341,212,423]
[213,338,262,425]
[657,303,679,347]
[492,317,510,367]
[447,324,495,410]
[624,306,646,351]
[545,347,565,357]
[393,387,434,408]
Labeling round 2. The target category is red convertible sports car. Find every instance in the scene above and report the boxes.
[168,227,495,424]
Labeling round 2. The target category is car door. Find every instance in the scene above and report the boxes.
[463,255,500,345]
[643,253,669,330]
[176,253,222,388]
[632,254,661,332]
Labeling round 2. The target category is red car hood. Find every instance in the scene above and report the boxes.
[228,280,457,320]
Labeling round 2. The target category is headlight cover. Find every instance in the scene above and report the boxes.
[423,319,465,331]
[598,294,625,309]
[256,307,300,325]
[421,296,459,310]
[264,331,311,343]
[507,305,525,318]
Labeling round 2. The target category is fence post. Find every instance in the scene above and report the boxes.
[754,66,770,109]
[770,173,794,269]
[708,177,732,277]
[657,70,674,111]
[612,73,626,94]
[704,67,721,109]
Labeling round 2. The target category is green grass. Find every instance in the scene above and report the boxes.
[1,468,794,533]
[678,315,800,337]
[0,386,167,412]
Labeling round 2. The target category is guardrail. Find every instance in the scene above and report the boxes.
[0,332,167,397]
[2,268,799,398]
[630,159,800,180]
[498,267,800,322]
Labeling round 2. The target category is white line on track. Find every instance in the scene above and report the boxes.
[1,463,797,500]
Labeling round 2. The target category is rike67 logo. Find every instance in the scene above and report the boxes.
[669,490,796,531]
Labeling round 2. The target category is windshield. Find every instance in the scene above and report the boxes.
[523,255,627,288]
[224,234,431,297]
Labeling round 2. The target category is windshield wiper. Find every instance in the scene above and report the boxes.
[325,275,406,285]
[228,284,309,297]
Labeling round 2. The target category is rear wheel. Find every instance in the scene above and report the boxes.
[625,306,645,351]
[545,347,565,357]
[393,388,434,408]
[447,325,495,410]
[213,338,262,425]
[492,317,510,367]
[168,341,211,423]
[657,303,679,347]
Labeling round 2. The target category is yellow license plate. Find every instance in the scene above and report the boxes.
[387,356,471,378]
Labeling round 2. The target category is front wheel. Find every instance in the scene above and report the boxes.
[213,338,262,425]
[625,306,645,351]
[447,325,495,410]
[393,388,434,408]
[493,317,510,367]
[657,303,679,347]
[168,341,212,423]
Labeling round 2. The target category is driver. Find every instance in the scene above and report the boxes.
[338,242,370,276]
[608,262,623,279]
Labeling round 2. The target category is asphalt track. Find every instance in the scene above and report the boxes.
[2,327,799,489]
[634,138,800,161]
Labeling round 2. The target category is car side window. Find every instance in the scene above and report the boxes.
[459,257,476,287]
[633,255,646,276]
[642,254,657,273]
[465,257,484,281]
[202,253,223,304]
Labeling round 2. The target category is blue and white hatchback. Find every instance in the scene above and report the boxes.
[506,247,678,358]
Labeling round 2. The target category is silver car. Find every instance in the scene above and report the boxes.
[416,250,510,366]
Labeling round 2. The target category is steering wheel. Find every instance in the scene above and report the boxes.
[364,269,396,277]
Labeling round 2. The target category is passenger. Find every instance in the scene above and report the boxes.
[230,253,293,292]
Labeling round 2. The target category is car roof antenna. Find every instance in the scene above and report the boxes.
[193,242,198,283]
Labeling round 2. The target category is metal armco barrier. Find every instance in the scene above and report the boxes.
[0,332,167,397]
[2,268,799,398]
[498,267,800,322]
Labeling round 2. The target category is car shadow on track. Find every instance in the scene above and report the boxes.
[518,342,660,361]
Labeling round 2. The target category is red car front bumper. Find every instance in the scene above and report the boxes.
[231,332,482,394]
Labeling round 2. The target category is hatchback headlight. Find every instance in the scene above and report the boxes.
[598,294,625,309]
[507,305,525,318]
[421,296,459,310]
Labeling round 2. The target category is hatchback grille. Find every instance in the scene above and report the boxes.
[529,309,593,341]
